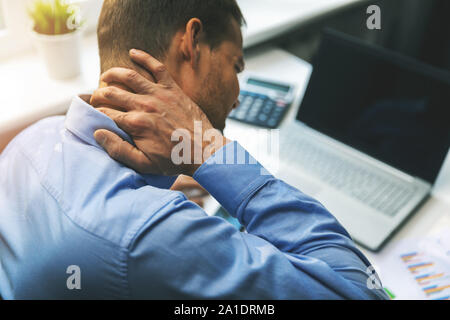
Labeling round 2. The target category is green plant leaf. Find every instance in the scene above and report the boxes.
[28,0,82,35]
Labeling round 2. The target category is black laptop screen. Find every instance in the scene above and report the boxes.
[297,30,450,183]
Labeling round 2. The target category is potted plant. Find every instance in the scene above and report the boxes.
[28,0,84,80]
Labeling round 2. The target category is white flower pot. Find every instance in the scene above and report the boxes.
[31,29,83,80]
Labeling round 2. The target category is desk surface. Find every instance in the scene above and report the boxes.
[240,0,368,47]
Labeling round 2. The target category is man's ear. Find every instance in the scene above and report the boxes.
[181,18,204,68]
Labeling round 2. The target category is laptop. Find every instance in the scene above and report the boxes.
[278,29,450,251]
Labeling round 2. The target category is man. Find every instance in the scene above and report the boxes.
[0,0,388,299]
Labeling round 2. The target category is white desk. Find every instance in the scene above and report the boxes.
[240,0,368,47]
[212,48,450,300]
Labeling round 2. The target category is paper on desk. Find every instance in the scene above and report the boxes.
[375,229,450,300]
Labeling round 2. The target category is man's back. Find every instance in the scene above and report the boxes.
[0,97,177,299]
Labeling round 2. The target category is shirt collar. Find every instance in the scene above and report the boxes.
[65,95,177,189]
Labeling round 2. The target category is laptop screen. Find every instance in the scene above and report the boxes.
[297,30,450,184]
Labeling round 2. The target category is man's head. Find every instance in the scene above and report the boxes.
[98,0,245,131]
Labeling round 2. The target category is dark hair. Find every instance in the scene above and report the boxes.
[98,0,245,72]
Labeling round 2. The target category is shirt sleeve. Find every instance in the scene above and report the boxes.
[126,141,389,299]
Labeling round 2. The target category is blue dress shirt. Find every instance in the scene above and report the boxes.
[0,96,388,299]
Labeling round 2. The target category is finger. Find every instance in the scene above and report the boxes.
[96,107,126,122]
[130,49,172,85]
[91,86,139,111]
[100,68,155,93]
[94,129,156,174]
[97,107,156,138]
[97,108,137,136]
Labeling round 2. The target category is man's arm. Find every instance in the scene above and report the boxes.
[127,141,388,299]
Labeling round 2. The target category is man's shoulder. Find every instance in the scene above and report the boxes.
[3,113,181,248]
[4,115,65,153]
[1,115,66,183]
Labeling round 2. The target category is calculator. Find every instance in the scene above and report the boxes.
[228,74,296,128]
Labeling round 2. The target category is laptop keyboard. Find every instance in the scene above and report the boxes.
[281,131,415,217]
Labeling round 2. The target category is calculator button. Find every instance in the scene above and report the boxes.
[263,105,272,114]
[242,98,253,106]
[235,111,247,120]
[248,112,258,119]
[254,99,264,106]
[258,114,268,122]
[268,119,278,127]
[272,108,282,115]
[253,104,262,113]
[239,104,250,111]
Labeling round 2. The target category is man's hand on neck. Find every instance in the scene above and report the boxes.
[90,49,230,177]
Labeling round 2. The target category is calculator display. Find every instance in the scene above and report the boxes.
[247,78,290,93]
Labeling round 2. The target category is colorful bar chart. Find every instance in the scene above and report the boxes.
[400,250,450,300]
